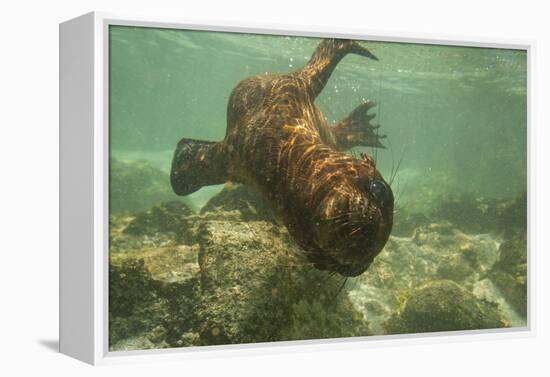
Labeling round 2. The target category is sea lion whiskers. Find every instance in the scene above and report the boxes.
[348,226,362,237]
[330,276,349,304]
[319,270,339,285]
[317,211,353,222]
[385,139,407,208]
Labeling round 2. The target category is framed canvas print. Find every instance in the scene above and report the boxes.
[59,12,532,365]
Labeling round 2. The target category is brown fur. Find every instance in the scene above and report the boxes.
[171,38,393,276]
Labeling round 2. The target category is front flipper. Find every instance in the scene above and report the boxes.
[170,138,228,195]
[332,101,387,151]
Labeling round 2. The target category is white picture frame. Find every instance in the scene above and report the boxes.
[59,11,534,365]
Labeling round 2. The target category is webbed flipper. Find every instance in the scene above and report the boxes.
[170,138,228,195]
[298,39,378,98]
[332,101,387,151]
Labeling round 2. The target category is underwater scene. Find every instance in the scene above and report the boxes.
[108,25,527,351]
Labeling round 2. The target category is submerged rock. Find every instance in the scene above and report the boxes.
[384,280,506,334]
[435,243,483,286]
[435,253,476,284]
[389,222,498,286]
[200,184,277,222]
[110,244,200,284]
[193,220,368,345]
[391,209,430,237]
[431,192,527,236]
[350,224,503,334]
[109,259,163,347]
[110,212,369,349]
[490,233,527,316]
[123,201,195,244]
[496,193,527,235]
[109,247,201,350]
[108,184,526,350]
[392,190,526,239]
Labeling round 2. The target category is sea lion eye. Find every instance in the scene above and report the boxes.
[369,180,392,206]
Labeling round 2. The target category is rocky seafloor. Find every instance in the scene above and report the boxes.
[108,163,527,351]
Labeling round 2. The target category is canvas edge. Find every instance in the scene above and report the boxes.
[59,11,96,365]
[58,10,536,366]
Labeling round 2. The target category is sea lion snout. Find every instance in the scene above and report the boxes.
[312,176,394,276]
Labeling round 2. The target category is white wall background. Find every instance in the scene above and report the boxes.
[1,0,548,375]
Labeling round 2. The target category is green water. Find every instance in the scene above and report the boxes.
[108,26,528,350]
[109,25,527,209]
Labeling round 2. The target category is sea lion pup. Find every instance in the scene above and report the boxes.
[171,38,393,277]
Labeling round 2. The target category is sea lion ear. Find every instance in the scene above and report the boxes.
[360,152,375,167]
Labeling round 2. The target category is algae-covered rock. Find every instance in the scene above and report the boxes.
[374,222,497,288]
[108,182,525,351]
[193,220,368,345]
[391,209,430,237]
[110,209,369,349]
[124,201,195,244]
[490,233,527,316]
[384,280,506,334]
[350,221,504,333]
[109,259,164,346]
[432,194,497,234]
[109,248,201,350]
[431,192,527,235]
[110,244,200,284]
[435,254,476,284]
[200,184,277,222]
[435,243,483,286]
[493,233,527,273]
[495,193,527,236]
[110,158,186,213]
[156,277,202,348]
[109,259,160,318]
[109,244,201,350]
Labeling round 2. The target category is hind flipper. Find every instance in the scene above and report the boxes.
[332,101,387,151]
[298,39,378,98]
[170,138,228,195]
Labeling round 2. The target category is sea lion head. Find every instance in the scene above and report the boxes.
[311,153,394,277]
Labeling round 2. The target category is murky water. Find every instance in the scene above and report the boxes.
[110,26,526,206]
[108,25,528,350]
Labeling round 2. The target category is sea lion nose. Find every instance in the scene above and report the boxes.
[369,180,392,207]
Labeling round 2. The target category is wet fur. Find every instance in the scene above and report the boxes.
[171,39,393,276]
